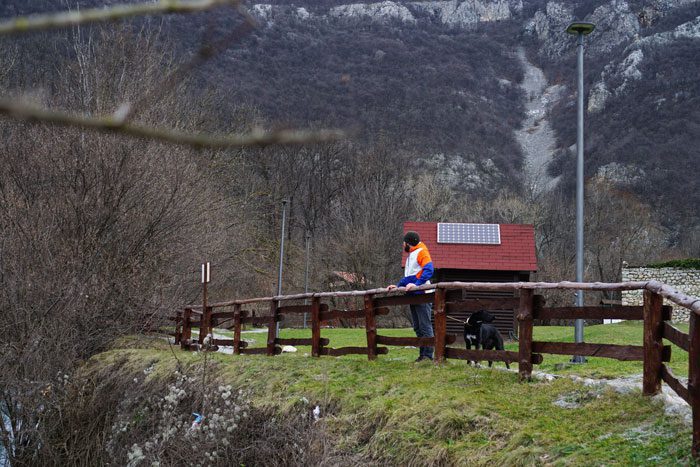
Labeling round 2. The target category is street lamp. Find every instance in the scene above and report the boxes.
[276,198,289,338]
[566,21,595,364]
[303,229,312,329]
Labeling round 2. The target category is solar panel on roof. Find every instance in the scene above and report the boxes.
[437,223,501,245]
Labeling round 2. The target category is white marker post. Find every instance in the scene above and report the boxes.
[200,262,211,345]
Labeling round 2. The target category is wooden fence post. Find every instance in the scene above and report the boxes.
[364,295,378,361]
[311,297,321,357]
[643,290,664,395]
[174,310,182,345]
[689,312,700,457]
[233,304,242,355]
[199,306,213,345]
[181,307,192,350]
[434,288,447,364]
[267,300,278,356]
[517,289,534,381]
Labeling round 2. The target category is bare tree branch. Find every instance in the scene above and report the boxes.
[0,0,240,35]
[0,99,346,149]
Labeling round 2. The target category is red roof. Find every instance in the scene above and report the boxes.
[402,222,537,272]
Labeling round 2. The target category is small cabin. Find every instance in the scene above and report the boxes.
[402,222,538,340]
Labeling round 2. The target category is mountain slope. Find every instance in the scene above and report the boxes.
[1,0,698,245]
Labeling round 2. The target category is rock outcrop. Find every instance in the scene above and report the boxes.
[525,1,640,57]
[410,0,523,27]
[329,1,416,23]
[588,14,700,112]
[252,0,524,27]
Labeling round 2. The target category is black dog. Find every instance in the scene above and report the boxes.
[463,310,509,369]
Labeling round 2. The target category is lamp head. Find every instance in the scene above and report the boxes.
[566,22,595,35]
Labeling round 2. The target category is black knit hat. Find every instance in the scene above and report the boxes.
[403,231,420,246]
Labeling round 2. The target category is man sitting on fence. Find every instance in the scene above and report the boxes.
[387,231,435,362]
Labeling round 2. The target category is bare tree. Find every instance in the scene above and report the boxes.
[0,24,250,463]
[584,177,667,300]
[319,144,414,289]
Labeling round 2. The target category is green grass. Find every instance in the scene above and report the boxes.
[100,325,695,465]
[528,321,689,378]
[123,321,695,464]
[208,321,690,379]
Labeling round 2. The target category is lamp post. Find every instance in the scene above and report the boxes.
[276,199,288,338]
[303,230,311,329]
[566,21,595,364]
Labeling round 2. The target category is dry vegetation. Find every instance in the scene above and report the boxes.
[45,346,330,466]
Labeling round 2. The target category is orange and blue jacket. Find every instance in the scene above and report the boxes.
[397,241,434,292]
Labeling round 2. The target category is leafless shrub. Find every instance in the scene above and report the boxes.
[0,25,240,463]
[46,352,326,466]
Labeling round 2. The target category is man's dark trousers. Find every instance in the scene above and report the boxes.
[410,302,434,359]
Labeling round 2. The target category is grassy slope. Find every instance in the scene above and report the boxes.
[107,322,694,465]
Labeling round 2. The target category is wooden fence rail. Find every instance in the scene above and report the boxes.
[173,279,700,458]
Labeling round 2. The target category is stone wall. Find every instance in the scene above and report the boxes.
[622,266,700,322]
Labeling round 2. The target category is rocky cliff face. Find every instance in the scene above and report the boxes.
[409,0,523,27]
[517,0,700,115]
[251,0,525,27]
[525,1,640,56]
[589,13,700,111]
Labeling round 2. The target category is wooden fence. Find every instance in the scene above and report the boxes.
[169,279,700,458]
